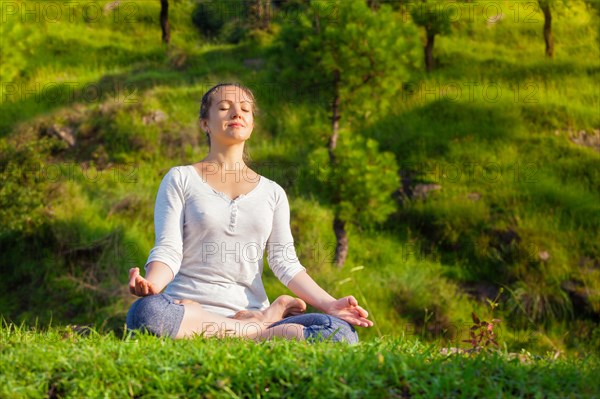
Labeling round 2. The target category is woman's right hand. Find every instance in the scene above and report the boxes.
[128,267,159,297]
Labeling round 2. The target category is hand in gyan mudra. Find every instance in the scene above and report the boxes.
[128,267,159,297]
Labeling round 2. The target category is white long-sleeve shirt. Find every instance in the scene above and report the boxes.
[145,165,306,317]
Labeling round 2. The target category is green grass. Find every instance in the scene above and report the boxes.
[1,323,598,399]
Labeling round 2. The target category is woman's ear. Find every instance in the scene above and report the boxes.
[199,119,207,132]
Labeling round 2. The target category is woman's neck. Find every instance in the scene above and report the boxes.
[202,146,246,170]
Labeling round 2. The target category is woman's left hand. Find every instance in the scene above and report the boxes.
[323,296,373,328]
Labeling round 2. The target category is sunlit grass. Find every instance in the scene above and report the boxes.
[1,322,598,399]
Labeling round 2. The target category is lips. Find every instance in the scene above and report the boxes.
[228,123,244,127]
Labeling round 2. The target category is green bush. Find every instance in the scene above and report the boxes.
[191,0,251,43]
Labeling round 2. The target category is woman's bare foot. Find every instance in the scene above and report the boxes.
[232,295,306,324]
[232,310,256,320]
[275,295,307,318]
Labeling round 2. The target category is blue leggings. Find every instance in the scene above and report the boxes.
[126,293,358,344]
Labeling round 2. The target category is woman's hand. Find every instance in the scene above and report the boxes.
[287,272,374,327]
[323,296,374,328]
[128,267,159,297]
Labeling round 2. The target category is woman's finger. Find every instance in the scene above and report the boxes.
[148,281,157,295]
[132,276,139,295]
[345,317,370,328]
[337,309,373,327]
[128,268,140,294]
[360,316,373,327]
[346,295,358,307]
[135,276,145,296]
[351,317,372,328]
[129,267,139,280]
[355,305,369,318]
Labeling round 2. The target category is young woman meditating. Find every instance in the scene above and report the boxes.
[126,83,372,342]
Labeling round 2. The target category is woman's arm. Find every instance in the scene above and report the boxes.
[286,270,336,310]
[128,261,175,296]
[128,167,185,297]
[287,270,373,328]
[265,185,373,327]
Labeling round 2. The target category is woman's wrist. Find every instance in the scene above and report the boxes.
[318,299,339,314]
[287,271,337,312]
[144,261,175,292]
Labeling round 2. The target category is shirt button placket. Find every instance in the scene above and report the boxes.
[229,200,238,231]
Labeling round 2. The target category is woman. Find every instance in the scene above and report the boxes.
[126,83,372,342]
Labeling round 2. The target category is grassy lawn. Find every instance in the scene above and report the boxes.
[1,323,598,398]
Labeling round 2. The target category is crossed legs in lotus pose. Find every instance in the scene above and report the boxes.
[172,295,308,340]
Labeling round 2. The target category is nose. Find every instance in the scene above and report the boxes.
[230,103,243,119]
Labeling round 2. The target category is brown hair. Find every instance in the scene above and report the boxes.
[199,83,257,165]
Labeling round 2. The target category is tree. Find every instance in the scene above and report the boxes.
[308,134,400,266]
[537,0,598,58]
[160,0,170,45]
[250,0,272,30]
[538,0,554,57]
[409,0,454,72]
[191,0,274,43]
[271,0,420,267]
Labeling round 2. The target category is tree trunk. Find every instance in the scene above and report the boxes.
[328,69,347,267]
[333,215,349,268]
[328,70,341,163]
[425,30,435,73]
[251,0,267,29]
[262,0,271,29]
[540,1,553,58]
[160,0,170,45]
[367,0,380,11]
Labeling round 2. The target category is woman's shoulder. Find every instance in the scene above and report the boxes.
[162,165,187,179]
[257,174,284,192]
[158,165,194,189]
[257,176,290,205]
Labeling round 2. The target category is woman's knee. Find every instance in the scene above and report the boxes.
[307,315,359,344]
[271,313,359,344]
[126,293,184,338]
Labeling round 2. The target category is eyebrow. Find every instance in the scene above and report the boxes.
[216,100,252,105]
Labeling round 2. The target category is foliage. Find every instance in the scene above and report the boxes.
[462,289,503,352]
[506,279,574,328]
[270,0,422,121]
[462,312,501,351]
[0,137,58,236]
[409,0,454,37]
[308,132,400,229]
[191,0,251,43]
[269,0,421,266]
[191,0,280,44]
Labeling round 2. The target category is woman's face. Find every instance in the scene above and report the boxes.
[201,85,255,146]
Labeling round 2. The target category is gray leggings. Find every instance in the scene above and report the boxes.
[126,293,359,344]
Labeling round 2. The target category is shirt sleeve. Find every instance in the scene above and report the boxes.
[145,167,185,276]
[266,185,307,287]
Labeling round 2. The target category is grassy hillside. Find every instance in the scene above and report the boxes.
[0,0,599,358]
